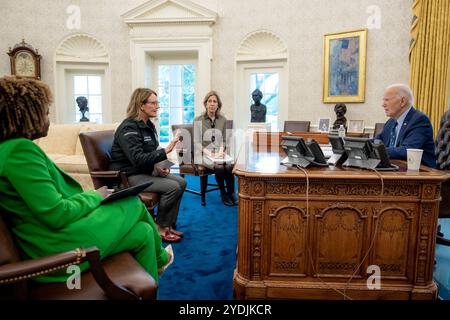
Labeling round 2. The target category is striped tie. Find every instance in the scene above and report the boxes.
[389,121,398,147]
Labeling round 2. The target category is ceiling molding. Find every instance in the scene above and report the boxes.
[122,0,217,26]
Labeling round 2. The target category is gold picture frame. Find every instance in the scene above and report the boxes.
[348,120,365,134]
[323,29,367,103]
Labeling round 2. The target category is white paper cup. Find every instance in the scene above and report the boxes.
[407,149,423,171]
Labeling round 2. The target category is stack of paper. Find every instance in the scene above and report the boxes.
[205,154,234,164]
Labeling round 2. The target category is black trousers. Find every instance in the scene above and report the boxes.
[213,163,235,195]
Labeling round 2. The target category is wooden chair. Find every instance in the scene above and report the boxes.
[0,212,157,300]
[283,121,310,132]
[373,122,385,138]
[78,130,159,216]
[171,123,222,206]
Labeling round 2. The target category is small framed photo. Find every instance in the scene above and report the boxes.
[348,120,365,134]
[318,118,331,133]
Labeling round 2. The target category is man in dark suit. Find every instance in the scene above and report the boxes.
[375,84,436,168]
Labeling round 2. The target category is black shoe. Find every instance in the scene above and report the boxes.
[221,193,234,206]
[228,192,238,205]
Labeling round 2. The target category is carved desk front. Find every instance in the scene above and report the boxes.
[233,144,448,300]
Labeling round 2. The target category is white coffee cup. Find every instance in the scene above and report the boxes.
[407,149,423,171]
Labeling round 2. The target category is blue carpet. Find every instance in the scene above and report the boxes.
[434,218,450,300]
[157,175,238,300]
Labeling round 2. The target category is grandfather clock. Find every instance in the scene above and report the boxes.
[8,39,41,79]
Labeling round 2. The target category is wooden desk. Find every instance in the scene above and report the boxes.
[346,132,371,138]
[233,144,448,300]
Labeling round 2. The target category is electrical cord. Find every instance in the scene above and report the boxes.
[294,164,353,300]
[341,167,384,299]
[283,163,385,300]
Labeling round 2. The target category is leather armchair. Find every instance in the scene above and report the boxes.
[435,110,450,246]
[79,130,159,215]
[0,212,157,300]
[283,121,310,132]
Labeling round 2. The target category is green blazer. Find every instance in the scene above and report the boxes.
[0,138,167,282]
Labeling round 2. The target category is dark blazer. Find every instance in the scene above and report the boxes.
[109,118,167,175]
[375,107,436,168]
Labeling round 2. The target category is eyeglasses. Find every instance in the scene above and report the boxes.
[144,100,159,106]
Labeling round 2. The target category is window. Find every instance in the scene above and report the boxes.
[157,64,195,143]
[73,75,103,123]
[250,72,279,131]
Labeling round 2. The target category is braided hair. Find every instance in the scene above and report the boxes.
[0,76,53,141]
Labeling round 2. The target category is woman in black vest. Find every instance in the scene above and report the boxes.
[110,88,186,243]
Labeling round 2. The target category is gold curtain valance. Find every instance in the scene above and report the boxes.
[409,0,450,135]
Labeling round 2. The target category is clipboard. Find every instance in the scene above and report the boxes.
[101,181,153,204]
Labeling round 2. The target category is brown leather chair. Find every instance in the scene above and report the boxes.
[79,130,159,216]
[435,110,450,246]
[171,123,223,206]
[0,212,157,300]
[373,122,385,138]
[283,121,310,132]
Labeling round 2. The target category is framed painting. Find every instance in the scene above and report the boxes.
[323,29,367,103]
[318,117,331,133]
[348,120,365,134]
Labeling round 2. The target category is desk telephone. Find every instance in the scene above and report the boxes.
[281,136,328,168]
[342,137,399,171]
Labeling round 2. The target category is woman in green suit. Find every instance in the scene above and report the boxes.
[0,76,171,283]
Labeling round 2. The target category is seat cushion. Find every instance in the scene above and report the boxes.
[29,252,157,300]
[46,153,72,162]
[53,155,89,174]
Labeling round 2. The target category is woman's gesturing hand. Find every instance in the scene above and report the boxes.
[164,136,180,154]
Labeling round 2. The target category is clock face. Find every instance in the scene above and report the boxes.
[15,51,36,77]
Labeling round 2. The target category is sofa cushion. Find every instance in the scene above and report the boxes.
[75,123,119,155]
[37,125,82,155]
[46,154,70,162]
[53,155,89,174]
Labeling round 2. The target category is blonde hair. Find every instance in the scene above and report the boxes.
[126,88,157,120]
[202,90,222,117]
[0,76,53,141]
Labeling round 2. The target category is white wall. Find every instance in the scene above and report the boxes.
[0,0,411,127]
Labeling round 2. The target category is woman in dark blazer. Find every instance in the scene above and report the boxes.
[110,88,186,242]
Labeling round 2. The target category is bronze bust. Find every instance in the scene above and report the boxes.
[332,103,347,130]
[250,89,267,123]
[76,96,89,122]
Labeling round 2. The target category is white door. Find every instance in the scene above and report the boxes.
[149,58,197,145]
